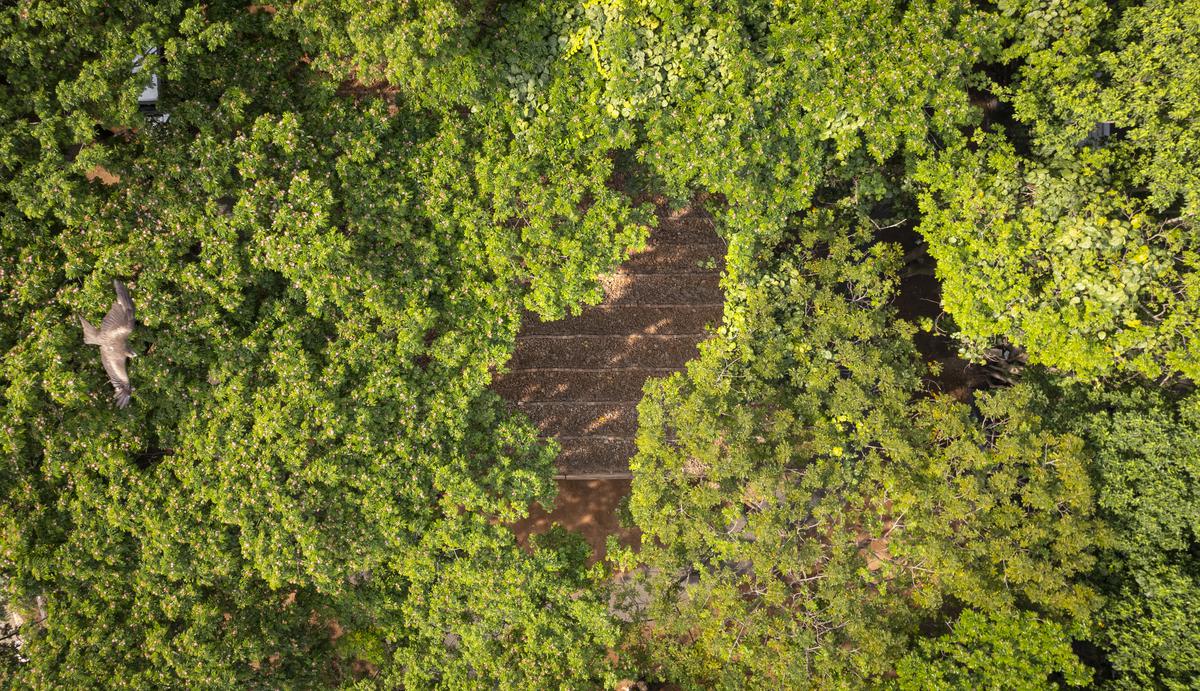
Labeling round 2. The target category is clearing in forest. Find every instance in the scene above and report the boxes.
[500,202,725,553]
[495,202,725,479]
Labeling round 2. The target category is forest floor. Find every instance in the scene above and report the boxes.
[882,224,985,401]
[502,201,725,560]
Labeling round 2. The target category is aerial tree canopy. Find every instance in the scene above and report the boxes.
[917,137,1200,381]
[2,0,1198,687]
[620,210,1101,688]
[1034,379,1200,688]
[894,609,1091,691]
[1,1,634,686]
[916,0,1200,381]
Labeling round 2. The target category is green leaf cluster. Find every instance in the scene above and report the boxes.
[0,2,634,686]
[916,0,1200,381]
[1036,379,1200,688]
[917,136,1200,381]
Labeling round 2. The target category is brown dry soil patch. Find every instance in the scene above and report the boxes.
[503,213,979,565]
[501,202,724,559]
[495,203,725,479]
[509,479,641,564]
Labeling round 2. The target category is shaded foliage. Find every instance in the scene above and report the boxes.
[895,609,1091,690]
[620,212,1101,688]
[1035,378,1200,688]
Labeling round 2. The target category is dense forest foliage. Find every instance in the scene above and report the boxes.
[1,0,1196,688]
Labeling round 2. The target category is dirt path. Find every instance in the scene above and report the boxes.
[495,203,725,479]
[501,202,724,558]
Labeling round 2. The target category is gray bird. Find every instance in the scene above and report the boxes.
[80,279,137,408]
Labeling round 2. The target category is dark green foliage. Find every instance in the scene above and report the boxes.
[1036,380,1200,688]
[1079,388,1200,561]
[370,523,618,688]
[281,0,491,107]
[895,609,1091,690]
[1,1,632,686]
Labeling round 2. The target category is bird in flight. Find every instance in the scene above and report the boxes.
[80,279,137,408]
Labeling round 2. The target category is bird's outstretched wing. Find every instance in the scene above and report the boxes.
[100,279,135,338]
[80,316,101,345]
[100,346,131,408]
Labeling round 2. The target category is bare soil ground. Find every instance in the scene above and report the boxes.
[495,203,725,479]
[501,201,723,560]
[509,479,641,564]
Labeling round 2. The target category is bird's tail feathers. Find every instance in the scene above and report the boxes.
[113,384,132,409]
[80,317,101,345]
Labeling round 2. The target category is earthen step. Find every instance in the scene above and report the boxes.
[621,242,725,273]
[519,401,639,436]
[600,273,723,306]
[555,437,637,479]
[509,334,707,370]
[651,210,721,244]
[519,305,722,336]
[493,368,675,402]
